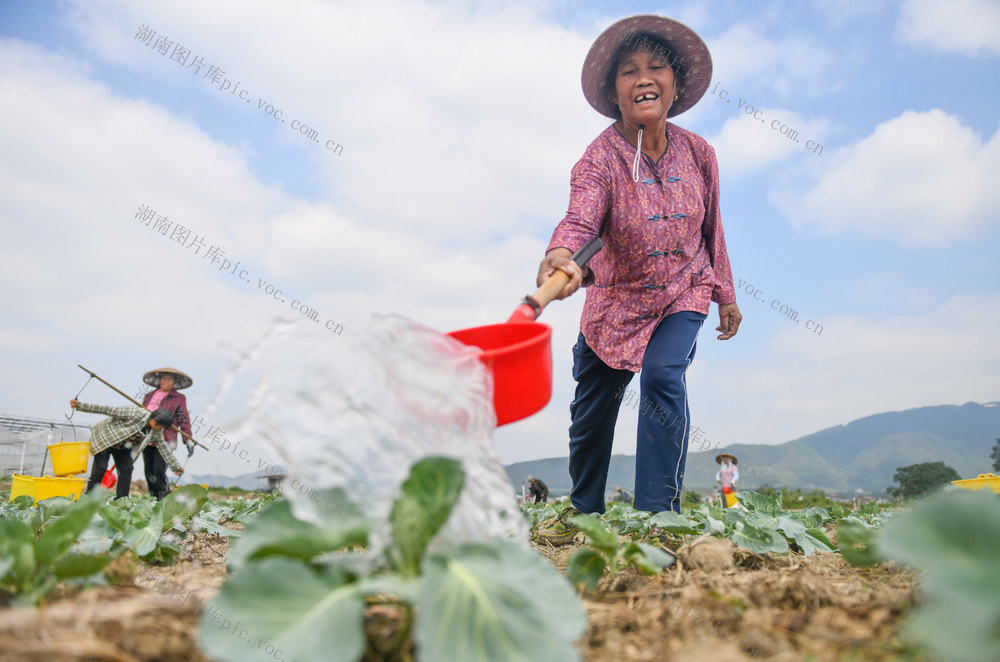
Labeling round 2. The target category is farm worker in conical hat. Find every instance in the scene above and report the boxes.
[715,453,739,506]
[141,367,194,500]
[533,13,741,547]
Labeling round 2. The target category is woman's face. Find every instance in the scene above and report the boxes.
[611,48,677,127]
[158,374,176,392]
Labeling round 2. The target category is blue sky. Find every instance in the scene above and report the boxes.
[1,0,998,478]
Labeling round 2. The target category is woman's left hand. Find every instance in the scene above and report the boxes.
[716,302,742,340]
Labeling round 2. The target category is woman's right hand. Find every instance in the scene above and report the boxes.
[537,248,584,300]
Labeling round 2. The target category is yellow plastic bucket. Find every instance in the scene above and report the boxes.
[9,474,35,501]
[33,475,86,503]
[951,473,1000,494]
[48,441,91,477]
[725,491,739,508]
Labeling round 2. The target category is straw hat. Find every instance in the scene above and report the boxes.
[143,367,193,390]
[581,14,713,119]
[715,453,738,465]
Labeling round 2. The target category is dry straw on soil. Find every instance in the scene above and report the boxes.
[0,525,921,661]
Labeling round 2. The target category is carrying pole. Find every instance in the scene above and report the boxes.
[76,364,209,450]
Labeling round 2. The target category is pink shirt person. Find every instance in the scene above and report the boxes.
[716,460,739,489]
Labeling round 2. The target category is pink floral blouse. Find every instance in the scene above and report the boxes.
[547,122,736,372]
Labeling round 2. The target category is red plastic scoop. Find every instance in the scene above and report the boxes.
[101,464,117,489]
[446,238,602,426]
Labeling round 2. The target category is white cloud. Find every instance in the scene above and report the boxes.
[503,290,1000,467]
[847,271,937,310]
[0,33,553,409]
[60,0,603,244]
[690,293,1000,451]
[771,109,1000,244]
[707,108,831,177]
[813,0,888,25]
[708,23,841,98]
[897,0,1000,57]
[2,0,997,478]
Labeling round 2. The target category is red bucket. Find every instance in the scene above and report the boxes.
[446,322,552,426]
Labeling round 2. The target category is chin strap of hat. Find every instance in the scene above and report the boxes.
[631,124,645,182]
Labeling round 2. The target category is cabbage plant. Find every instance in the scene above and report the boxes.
[200,457,587,662]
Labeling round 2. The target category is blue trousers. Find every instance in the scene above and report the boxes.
[567,311,706,514]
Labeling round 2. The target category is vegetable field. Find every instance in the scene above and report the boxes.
[1,465,997,662]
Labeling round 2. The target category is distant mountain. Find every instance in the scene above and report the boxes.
[505,401,1000,495]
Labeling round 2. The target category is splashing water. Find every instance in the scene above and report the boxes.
[213,314,528,551]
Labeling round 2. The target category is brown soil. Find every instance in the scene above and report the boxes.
[0,530,234,662]
[533,535,925,662]
[0,528,923,662]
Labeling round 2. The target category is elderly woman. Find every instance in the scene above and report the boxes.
[141,367,194,499]
[536,15,741,545]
